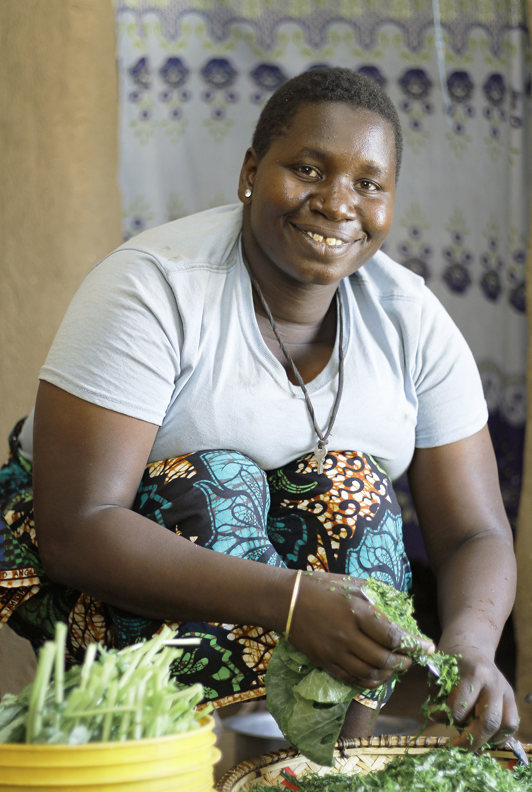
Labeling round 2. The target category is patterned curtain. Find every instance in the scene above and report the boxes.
[114,1,530,561]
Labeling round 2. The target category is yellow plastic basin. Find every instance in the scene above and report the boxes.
[0,715,220,791]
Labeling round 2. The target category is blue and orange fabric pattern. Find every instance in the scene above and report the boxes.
[0,421,410,709]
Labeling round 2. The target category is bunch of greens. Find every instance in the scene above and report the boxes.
[265,635,356,766]
[265,576,460,766]
[251,745,532,791]
[359,577,461,725]
[0,622,206,744]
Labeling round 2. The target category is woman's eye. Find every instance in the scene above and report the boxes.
[295,165,320,179]
[357,179,380,192]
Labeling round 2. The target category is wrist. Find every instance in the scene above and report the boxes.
[252,566,299,634]
[284,570,303,639]
[438,624,497,660]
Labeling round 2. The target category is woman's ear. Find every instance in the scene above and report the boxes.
[238,148,258,203]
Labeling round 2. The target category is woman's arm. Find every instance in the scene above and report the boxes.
[408,425,519,748]
[33,381,293,630]
[33,381,432,689]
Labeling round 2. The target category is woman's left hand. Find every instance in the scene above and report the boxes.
[439,643,519,751]
[408,429,518,753]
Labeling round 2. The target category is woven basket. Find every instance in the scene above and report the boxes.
[215,734,529,791]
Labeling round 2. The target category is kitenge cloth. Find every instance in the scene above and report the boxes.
[0,420,411,709]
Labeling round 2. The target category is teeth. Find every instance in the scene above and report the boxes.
[306,231,344,246]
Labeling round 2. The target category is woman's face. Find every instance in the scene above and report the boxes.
[239,102,396,289]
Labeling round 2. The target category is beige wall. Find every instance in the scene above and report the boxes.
[0,0,122,695]
[0,0,122,441]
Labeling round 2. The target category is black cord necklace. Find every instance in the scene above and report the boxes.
[248,269,345,475]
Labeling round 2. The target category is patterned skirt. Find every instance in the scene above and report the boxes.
[0,420,411,709]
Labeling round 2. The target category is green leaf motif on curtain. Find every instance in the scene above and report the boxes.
[445,208,471,245]
[442,209,473,295]
[128,108,156,145]
[122,196,155,241]
[403,124,431,154]
[117,0,527,56]
[203,114,235,141]
[166,193,189,223]
[479,216,504,302]
[383,30,428,63]
[445,123,472,157]
[160,116,188,143]
[396,203,432,281]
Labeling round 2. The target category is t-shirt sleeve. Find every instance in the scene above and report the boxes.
[39,250,182,425]
[411,286,488,448]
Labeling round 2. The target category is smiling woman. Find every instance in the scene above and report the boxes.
[0,67,518,753]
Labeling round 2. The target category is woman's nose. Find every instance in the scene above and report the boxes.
[310,180,356,220]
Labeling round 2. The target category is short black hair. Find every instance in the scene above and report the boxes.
[251,66,403,179]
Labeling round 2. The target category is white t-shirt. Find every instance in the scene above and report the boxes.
[22,203,488,481]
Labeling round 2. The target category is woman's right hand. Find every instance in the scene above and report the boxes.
[285,571,435,690]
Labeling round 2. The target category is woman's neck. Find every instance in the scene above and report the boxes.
[244,260,339,329]
[252,292,336,345]
[251,278,339,384]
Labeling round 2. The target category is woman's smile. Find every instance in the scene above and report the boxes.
[292,221,366,250]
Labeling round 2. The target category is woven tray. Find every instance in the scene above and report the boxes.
[215,735,529,791]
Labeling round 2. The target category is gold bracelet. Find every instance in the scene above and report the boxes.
[284,569,303,639]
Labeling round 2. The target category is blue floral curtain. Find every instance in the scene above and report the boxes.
[114,1,530,559]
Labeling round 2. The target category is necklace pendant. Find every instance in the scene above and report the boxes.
[313,443,327,474]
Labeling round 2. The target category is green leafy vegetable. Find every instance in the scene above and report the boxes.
[265,576,461,766]
[265,636,356,766]
[251,745,532,791]
[360,578,461,723]
[0,622,207,744]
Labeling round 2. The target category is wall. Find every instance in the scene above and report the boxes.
[0,0,122,695]
[0,0,122,440]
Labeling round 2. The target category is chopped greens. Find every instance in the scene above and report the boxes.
[265,577,461,766]
[0,622,207,744]
[360,578,461,724]
[250,746,532,790]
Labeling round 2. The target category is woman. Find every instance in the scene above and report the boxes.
[0,67,518,748]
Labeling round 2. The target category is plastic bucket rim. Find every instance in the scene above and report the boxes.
[0,714,214,753]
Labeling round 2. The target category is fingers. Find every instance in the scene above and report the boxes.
[291,573,434,690]
[447,668,519,752]
[332,600,426,688]
[328,641,412,689]
[306,573,435,659]
[351,591,435,659]
[398,629,436,659]
[290,577,416,688]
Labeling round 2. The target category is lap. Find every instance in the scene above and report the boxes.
[0,428,411,709]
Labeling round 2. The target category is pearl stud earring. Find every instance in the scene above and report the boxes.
[244,188,252,198]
